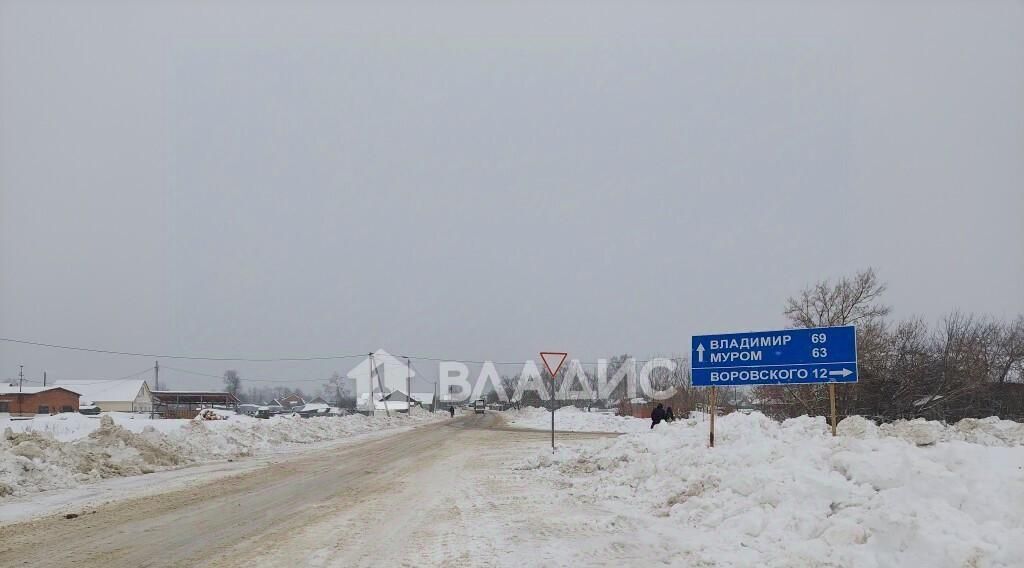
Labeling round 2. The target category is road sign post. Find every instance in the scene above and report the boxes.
[709,386,717,448]
[692,325,858,443]
[540,352,568,451]
[829,383,838,436]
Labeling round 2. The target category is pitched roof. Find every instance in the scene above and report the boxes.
[279,394,305,405]
[0,385,81,396]
[55,379,149,404]
[356,392,411,411]
[382,390,411,401]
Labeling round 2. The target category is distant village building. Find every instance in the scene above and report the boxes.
[277,393,305,411]
[57,379,154,413]
[410,392,437,412]
[296,398,332,417]
[152,391,240,419]
[357,390,411,413]
[0,385,80,417]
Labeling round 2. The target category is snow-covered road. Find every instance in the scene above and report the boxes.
[0,413,618,567]
[4,410,1022,567]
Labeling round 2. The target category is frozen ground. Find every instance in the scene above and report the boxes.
[0,412,620,568]
[0,409,445,499]
[504,406,651,433]
[4,410,1023,567]
[519,412,1024,568]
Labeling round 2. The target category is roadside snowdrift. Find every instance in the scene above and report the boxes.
[0,411,443,498]
[521,412,1024,567]
[505,406,650,433]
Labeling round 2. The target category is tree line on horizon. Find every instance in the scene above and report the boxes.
[490,269,1024,423]
[215,268,1024,422]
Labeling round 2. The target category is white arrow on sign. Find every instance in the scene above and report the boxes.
[695,343,705,362]
[829,368,853,378]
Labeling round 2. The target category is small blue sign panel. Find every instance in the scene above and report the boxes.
[691,325,858,387]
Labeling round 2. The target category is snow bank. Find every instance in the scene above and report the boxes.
[0,410,444,498]
[836,415,1024,447]
[504,406,651,433]
[521,412,1024,567]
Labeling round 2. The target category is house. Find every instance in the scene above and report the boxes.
[410,392,437,411]
[381,390,412,403]
[278,393,305,411]
[56,379,154,413]
[356,391,411,413]
[0,385,80,417]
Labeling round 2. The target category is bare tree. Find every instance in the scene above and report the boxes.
[222,370,241,397]
[775,269,891,418]
[324,372,356,408]
[784,268,890,328]
[500,375,519,401]
[993,315,1024,384]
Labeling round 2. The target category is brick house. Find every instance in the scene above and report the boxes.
[0,385,80,417]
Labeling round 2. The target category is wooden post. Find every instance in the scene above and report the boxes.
[829,383,838,437]
[709,386,717,448]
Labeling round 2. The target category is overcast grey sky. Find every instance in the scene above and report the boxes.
[2,1,1022,391]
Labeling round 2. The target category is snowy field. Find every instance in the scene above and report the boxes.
[504,406,652,433]
[519,412,1024,568]
[0,410,445,498]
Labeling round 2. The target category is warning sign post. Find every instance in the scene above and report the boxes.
[540,352,568,451]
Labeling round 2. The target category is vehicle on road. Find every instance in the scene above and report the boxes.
[473,399,486,414]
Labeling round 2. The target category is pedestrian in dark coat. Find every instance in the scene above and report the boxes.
[448,405,455,418]
[650,403,666,429]
[665,407,675,422]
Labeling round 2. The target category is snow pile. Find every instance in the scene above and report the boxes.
[0,415,185,497]
[505,406,651,433]
[837,415,1024,447]
[522,412,1024,567]
[0,410,444,498]
[195,409,229,421]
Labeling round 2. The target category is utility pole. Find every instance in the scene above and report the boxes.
[154,360,160,391]
[19,365,24,392]
[43,371,46,387]
[406,357,411,414]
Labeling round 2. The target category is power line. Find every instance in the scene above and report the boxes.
[44,367,155,386]
[160,365,334,384]
[397,354,537,365]
[0,337,369,362]
[3,336,670,369]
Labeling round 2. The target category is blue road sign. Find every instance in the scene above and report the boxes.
[691,325,857,387]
